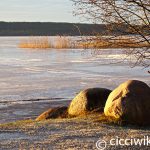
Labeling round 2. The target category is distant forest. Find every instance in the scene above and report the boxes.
[0,22,147,36]
[0,22,130,36]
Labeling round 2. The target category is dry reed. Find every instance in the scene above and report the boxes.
[19,36,149,49]
[19,37,52,49]
[19,36,76,49]
[79,36,150,49]
[55,36,72,49]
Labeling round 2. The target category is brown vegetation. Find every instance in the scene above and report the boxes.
[79,36,150,49]
[54,36,76,49]
[19,36,150,49]
[19,36,77,49]
[72,0,150,67]
[1,114,149,149]
[19,37,51,49]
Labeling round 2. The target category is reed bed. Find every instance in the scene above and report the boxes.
[19,36,149,49]
[19,36,77,49]
[19,37,52,49]
[55,36,73,49]
[79,36,150,49]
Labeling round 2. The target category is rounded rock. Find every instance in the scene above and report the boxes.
[68,88,111,116]
[104,80,150,125]
[35,106,68,121]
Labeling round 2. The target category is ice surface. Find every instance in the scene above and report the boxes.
[0,36,149,123]
[0,36,149,103]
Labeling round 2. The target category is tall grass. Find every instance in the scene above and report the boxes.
[19,37,52,49]
[19,36,149,49]
[19,36,76,49]
[55,36,72,49]
[78,36,149,49]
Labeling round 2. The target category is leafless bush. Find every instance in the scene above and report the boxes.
[72,0,150,68]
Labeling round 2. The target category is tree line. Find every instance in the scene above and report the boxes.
[0,21,136,36]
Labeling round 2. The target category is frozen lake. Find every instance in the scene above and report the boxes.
[0,36,149,123]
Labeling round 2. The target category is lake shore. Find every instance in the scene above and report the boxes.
[0,114,150,150]
[0,37,150,149]
[0,99,70,124]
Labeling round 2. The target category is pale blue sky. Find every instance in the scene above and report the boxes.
[0,0,80,22]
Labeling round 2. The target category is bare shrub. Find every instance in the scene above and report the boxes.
[72,0,150,68]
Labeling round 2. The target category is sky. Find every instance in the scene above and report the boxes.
[0,0,80,23]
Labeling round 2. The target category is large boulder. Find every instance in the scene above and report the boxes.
[68,88,111,116]
[104,80,150,125]
[35,106,68,121]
